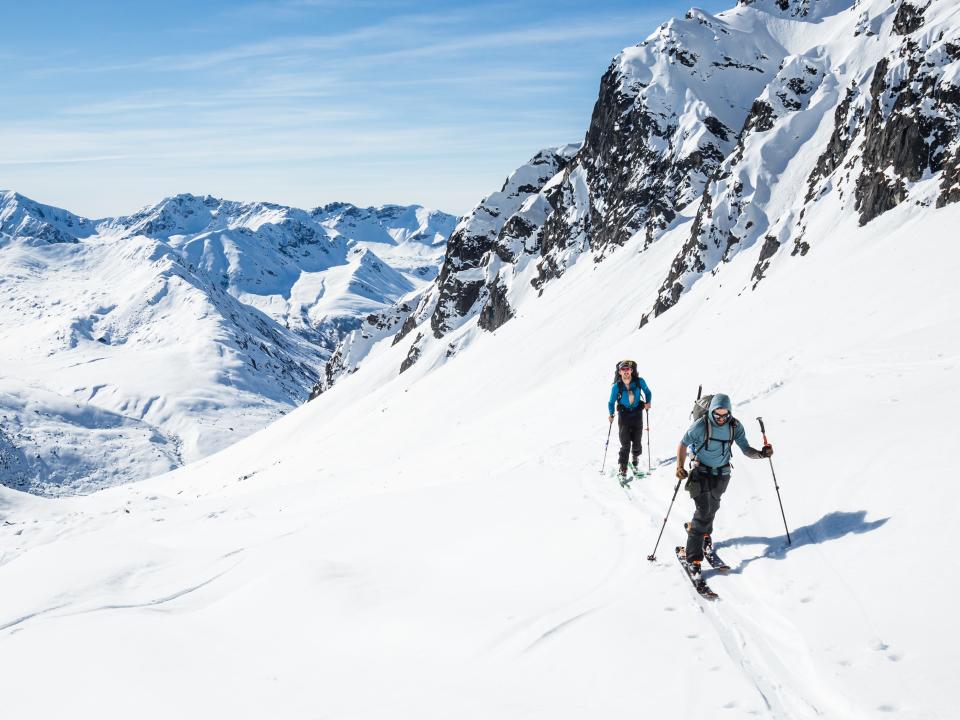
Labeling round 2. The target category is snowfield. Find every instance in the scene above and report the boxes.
[0,193,955,718]
[2,0,958,716]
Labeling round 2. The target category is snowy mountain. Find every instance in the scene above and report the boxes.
[322,0,959,392]
[0,193,455,494]
[2,137,957,720]
[1,1,959,716]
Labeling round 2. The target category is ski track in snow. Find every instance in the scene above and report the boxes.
[589,458,868,720]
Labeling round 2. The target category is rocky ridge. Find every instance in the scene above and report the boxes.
[322,0,960,392]
[645,0,960,320]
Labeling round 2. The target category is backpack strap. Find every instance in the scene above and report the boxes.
[693,417,739,462]
[692,416,709,456]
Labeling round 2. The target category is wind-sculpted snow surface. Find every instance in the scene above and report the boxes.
[0,192,454,494]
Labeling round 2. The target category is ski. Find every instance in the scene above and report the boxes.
[675,546,719,600]
[613,465,644,487]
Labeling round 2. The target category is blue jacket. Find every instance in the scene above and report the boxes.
[681,394,754,468]
[608,377,651,415]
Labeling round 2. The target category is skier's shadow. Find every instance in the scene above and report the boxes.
[712,510,888,574]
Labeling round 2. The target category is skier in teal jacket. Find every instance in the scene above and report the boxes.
[675,393,772,571]
[608,359,652,480]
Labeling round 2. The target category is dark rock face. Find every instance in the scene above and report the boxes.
[493,214,539,264]
[532,176,591,290]
[751,235,784,283]
[399,332,424,374]
[393,304,422,346]
[643,183,714,324]
[477,279,514,332]
[892,1,926,36]
[939,151,960,208]
[806,86,864,202]
[856,47,960,224]
[429,148,574,339]
[744,100,777,134]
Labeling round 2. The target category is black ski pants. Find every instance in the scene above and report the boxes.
[684,466,731,562]
[617,409,643,468]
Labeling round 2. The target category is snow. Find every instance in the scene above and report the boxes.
[2,0,958,715]
[1,180,956,718]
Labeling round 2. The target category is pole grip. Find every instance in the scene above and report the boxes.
[756,416,769,444]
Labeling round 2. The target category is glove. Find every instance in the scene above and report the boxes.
[760,444,774,458]
[608,414,614,424]
[676,466,688,480]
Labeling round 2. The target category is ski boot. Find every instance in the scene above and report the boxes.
[685,522,729,571]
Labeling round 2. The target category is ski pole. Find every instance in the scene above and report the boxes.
[647,477,682,561]
[645,408,652,472]
[756,417,791,545]
[600,420,613,474]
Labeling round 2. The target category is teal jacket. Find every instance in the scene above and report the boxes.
[608,378,651,415]
[681,394,757,468]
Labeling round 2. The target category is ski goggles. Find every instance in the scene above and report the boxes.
[617,361,635,370]
[712,410,731,423]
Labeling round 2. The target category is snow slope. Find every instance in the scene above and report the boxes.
[0,187,955,718]
[2,0,957,715]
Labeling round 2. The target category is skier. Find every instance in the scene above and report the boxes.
[607,360,652,481]
[675,393,772,573]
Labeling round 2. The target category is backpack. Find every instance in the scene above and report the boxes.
[689,392,738,459]
[612,360,645,412]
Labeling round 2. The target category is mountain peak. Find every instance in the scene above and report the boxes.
[0,190,95,244]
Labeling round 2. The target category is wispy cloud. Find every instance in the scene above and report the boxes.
[2,0,719,216]
[30,6,653,78]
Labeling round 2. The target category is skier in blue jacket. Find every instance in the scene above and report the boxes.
[607,360,652,480]
[675,393,772,573]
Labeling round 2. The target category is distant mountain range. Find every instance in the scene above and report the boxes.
[0,191,456,494]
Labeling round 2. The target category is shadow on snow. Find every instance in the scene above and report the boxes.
[713,510,889,574]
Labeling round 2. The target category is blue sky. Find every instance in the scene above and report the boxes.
[1,0,730,218]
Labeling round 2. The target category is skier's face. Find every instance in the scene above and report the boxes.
[712,409,730,424]
[618,367,632,380]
